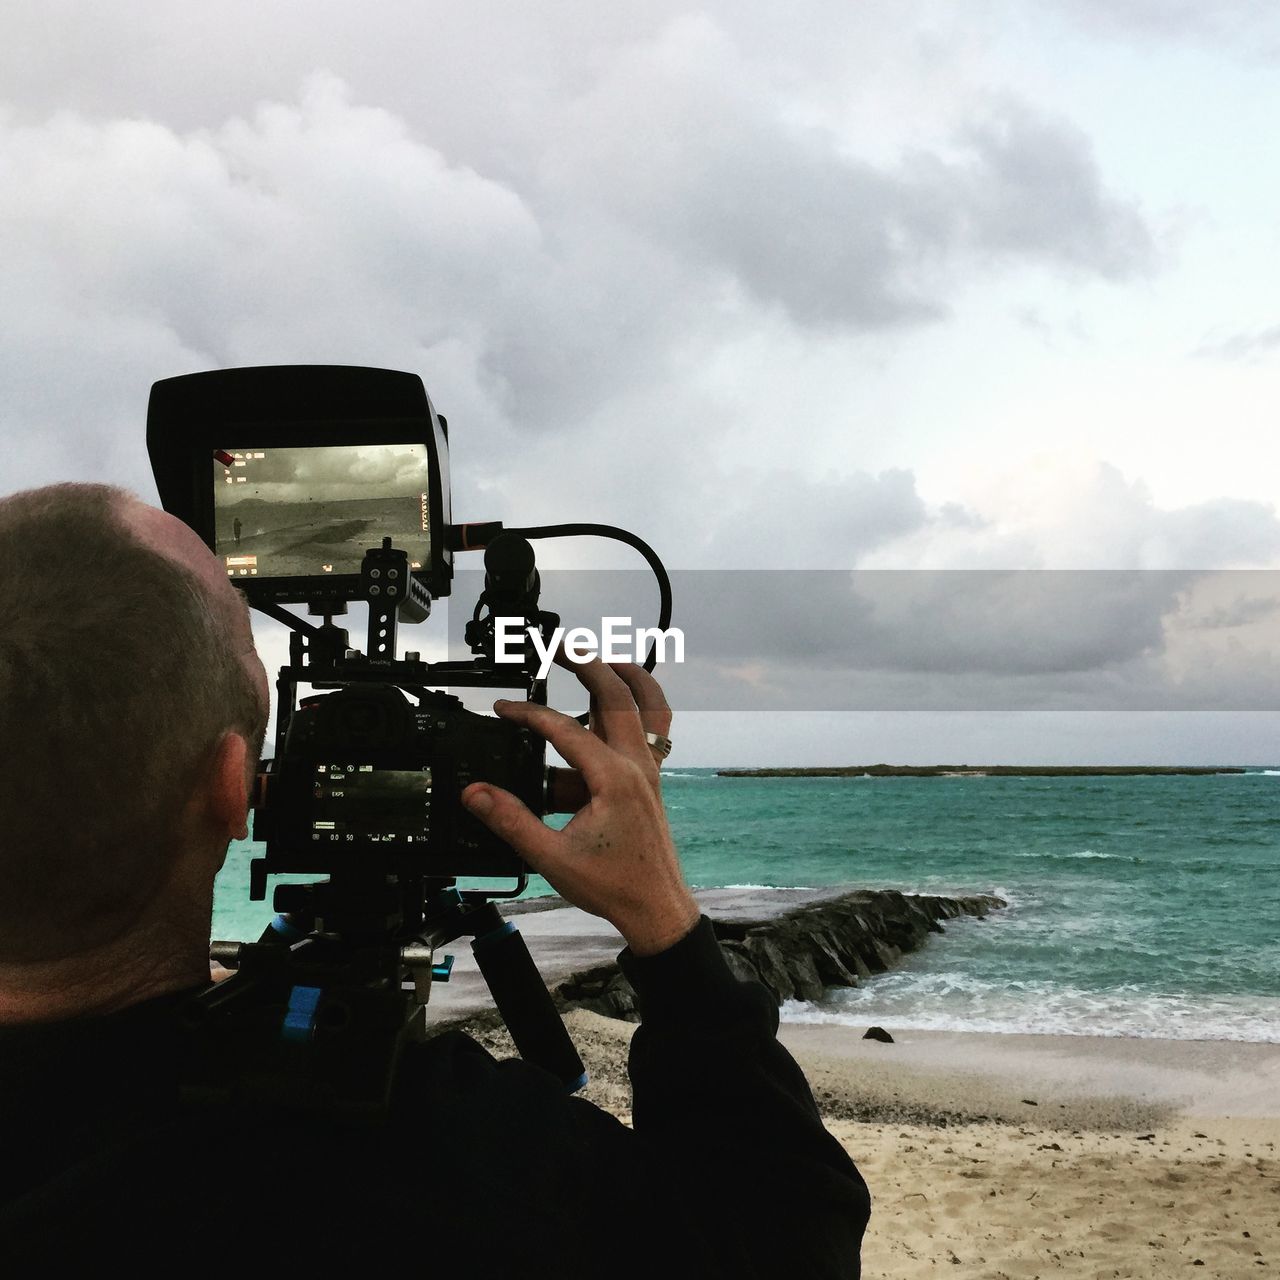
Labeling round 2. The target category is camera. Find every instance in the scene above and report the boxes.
[145,364,671,1115]
[148,364,554,888]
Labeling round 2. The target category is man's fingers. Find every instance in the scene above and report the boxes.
[492,698,616,791]
[553,654,648,758]
[607,662,673,738]
[461,782,563,872]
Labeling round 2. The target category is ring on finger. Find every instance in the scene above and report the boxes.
[644,731,673,759]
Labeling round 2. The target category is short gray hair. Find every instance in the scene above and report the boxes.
[0,483,268,961]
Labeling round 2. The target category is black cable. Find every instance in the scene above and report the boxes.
[503,523,674,726]
[503,523,673,670]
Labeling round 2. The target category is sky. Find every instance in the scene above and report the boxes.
[2,2,1279,762]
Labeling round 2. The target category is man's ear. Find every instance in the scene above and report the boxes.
[207,731,252,841]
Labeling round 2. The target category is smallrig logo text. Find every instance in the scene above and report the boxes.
[494,616,686,679]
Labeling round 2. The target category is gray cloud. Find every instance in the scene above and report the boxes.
[0,10,1157,478]
[1186,593,1280,631]
[859,461,1280,574]
[216,444,427,506]
[1052,0,1280,51]
[1195,324,1280,362]
[540,23,1155,330]
[0,52,1161,592]
[1157,498,1280,566]
[443,568,1280,712]
[949,106,1155,279]
[694,470,930,568]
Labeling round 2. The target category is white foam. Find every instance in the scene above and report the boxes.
[990,885,1018,909]
[780,973,1280,1043]
[712,883,815,891]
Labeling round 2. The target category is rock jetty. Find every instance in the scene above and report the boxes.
[555,888,1005,1021]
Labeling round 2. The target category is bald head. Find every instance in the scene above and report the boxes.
[122,495,268,714]
[0,483,270,969]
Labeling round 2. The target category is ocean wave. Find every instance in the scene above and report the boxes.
[701,883,816,891]
[780,971,1280,1042]
[1006,849,1141,864]
[990,885,1019,909]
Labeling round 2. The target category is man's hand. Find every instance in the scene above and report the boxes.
[460,659,700,957]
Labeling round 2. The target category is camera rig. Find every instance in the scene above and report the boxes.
[146,365,672,1121]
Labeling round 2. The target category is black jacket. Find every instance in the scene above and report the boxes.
[0,918,869,1276]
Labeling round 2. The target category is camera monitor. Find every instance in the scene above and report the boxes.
[214,442,432,582]
[147,365,453,604]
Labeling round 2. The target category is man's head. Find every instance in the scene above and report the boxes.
[0,483,269,982]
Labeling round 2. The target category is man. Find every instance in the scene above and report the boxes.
[0,483,869,1275]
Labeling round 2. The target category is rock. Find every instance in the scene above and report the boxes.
[554,888,1007,1020]
[742,934,797,1002]
[863,1026,894,1043]
[787,950,826,1003]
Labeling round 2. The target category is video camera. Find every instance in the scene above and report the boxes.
[146,364,672,1119]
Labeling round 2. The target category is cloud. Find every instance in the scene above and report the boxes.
[862,458,1280,572]
[1195,323,1280,362]
[464,565,1280,713]
[1052,0,1280,50]
[542,18,1155,330]
[0,75,547,486]
[948,105,1155,280]
[0,49,1163,587]
[693,468,929,568]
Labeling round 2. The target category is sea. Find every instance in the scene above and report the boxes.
[212,769,1280,1043]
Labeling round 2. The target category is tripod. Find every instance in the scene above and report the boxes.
[183,873,585,1121]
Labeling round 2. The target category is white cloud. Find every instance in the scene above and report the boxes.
[865,457,1280,571]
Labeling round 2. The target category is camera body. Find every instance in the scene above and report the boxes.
[254,684,541,880]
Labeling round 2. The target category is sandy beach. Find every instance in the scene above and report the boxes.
[460,1011,1280,1277]
[433,889,1280,1275]
[779,1024,1280,1277]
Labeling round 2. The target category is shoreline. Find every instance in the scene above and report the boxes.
[776,1024,1280,1122]
[457,1012,1280,1132]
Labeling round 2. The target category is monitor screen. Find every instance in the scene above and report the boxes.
[213,443,431,580]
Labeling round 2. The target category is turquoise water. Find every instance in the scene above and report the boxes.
[213,768,1280,1041]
